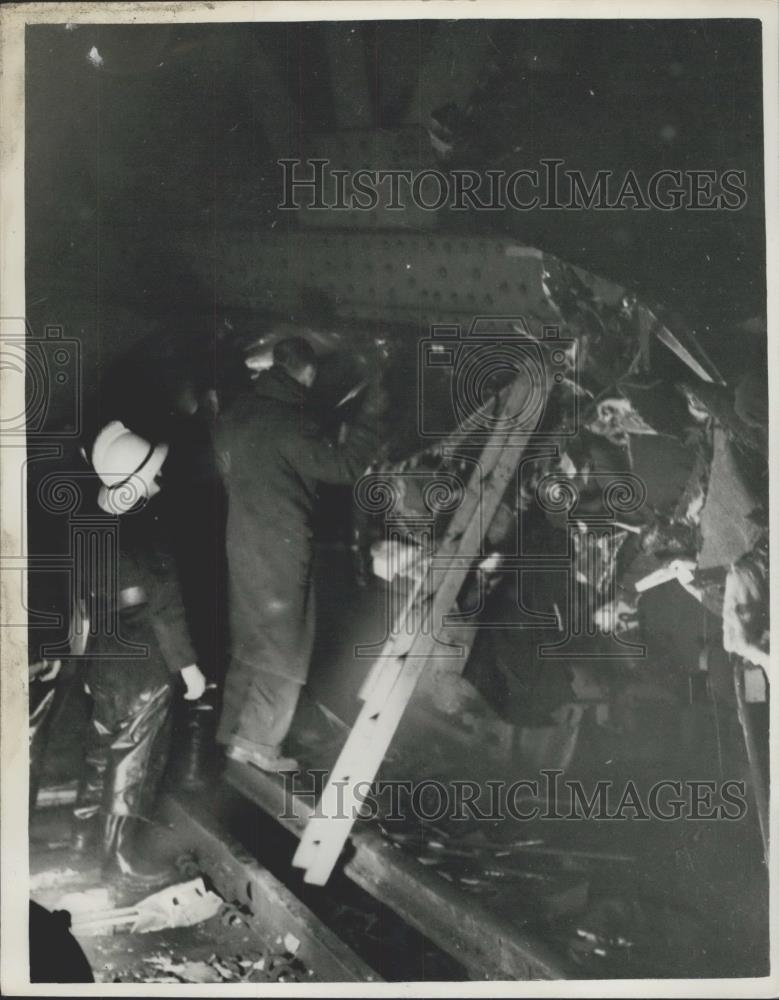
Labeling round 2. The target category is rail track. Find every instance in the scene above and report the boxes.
[160,762,575,982]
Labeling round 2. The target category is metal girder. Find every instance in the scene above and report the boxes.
[183,229,582,334]
[180,225,723,385]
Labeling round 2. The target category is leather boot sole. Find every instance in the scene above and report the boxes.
[225,744,299,773]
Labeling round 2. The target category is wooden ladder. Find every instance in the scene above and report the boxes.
[293,371,546,884]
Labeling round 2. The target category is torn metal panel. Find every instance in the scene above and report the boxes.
[654,322,725,385]
[723,539,769,671]
[698,427,764,570]
[616,376,694,439]
[680,380,767,455]
[541,257,642,388]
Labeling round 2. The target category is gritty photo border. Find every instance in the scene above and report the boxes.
[1,1,777,997]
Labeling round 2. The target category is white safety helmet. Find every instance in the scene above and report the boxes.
[91,420,168,514]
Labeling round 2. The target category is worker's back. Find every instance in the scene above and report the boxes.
[217,364,376,679]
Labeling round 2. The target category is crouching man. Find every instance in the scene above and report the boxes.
[71,421,206,887]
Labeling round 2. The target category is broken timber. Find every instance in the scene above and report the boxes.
[293,371,545,885]
[224,759,574,981]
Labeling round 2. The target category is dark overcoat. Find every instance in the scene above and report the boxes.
[216,366,377,682]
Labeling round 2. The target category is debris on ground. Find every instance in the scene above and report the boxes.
[282,932,301,954]
[30,867,80,892]
[100,933,312,983]
[70,879,224,936]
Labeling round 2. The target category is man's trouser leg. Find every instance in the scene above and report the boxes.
[101,682,173,877]
[217,658,302,756]
[83,638,174,873]
[71,700,111,852]
[29,684,58,811]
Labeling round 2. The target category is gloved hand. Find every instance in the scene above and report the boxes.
[30,659,62,682]
[180,664,207,700]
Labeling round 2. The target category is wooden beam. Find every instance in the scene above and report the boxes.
[293,373,543,885]
[224,760,575,981]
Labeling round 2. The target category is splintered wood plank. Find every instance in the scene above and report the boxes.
[294,373,541,885]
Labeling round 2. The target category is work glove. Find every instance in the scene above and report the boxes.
[29,659,62,682]
[180,663,207,701]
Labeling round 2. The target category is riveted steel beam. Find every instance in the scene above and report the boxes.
[183,230,552,329]
[179,225,728,389]
[180,228,623,336]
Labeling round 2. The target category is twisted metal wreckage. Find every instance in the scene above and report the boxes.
[180,222,769,880]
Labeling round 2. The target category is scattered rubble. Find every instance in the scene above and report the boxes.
[129,946,310,984]
[96,926,312,984]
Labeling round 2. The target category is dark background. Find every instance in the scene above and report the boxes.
[26,19,765,428]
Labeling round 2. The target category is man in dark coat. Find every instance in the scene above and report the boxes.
[72,421,206,885]
[216,337,378,771]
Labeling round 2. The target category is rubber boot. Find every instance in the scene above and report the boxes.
[71,814,102,855]
[101,814,174,889]
[177,702,216,790]
[71,730,110,856]
[225,743,299,774]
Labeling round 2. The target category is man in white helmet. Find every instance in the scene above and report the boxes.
[72,420,206,886]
